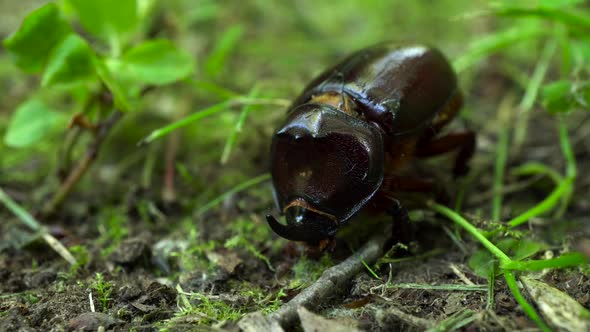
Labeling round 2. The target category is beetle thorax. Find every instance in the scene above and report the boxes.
[310,92,358,118]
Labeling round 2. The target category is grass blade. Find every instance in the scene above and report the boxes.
[361,258,380,280]
[0,187,76,265]
[513,39,557,149]
[220,86,260,164]
[194,173,271,217]
[504,271,551,332]
[486,270,495,311]
[388,283,487,292]
[426,309,478,332]
[492,96,514,221]
[139,97,289,145]
[501,252,588,271]
[139,100,231,145]
[494,6,590,31]
[507,120,576,228]
[453,26,546,72]
[428,202,511,264]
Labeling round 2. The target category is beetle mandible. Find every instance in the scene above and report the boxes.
[267,43,475,248]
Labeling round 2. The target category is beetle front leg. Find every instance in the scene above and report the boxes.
[415,131,476,177]
[386,198,413,247]
[382,175,450,204]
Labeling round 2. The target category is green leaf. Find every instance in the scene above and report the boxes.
[3,3,72,72]
[543,80,574,113]
[106,39,194,85]
[4,99,66,148]
[512,238,544,261]
[468,250,496,278]
[42,35,97,87]
[95,59,131,112]
[66,0,138,50]
[542,80,590,113]
[467,238,543,278]
[496,237,544,261]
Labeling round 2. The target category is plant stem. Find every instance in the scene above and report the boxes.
[505,178,572,228]
[41,110,123,216]
[486,270,495,311]
[429,201,552,332]
[486,118,576,235]
[492,96,514,221]
[500,252,587,271]
[513,39,556,150]
[428,202,511,264]
[556,117,577,216]
[491,129,508,220]
[162,131,179,202]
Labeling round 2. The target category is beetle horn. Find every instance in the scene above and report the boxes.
[266,215,314,242]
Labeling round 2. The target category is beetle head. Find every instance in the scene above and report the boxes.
[269,103,384,244]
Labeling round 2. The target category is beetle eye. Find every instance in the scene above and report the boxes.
[285,206,306,225]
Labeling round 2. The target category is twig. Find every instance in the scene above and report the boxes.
[41,110,123,216]
[449,263,475,285]
[89,291,96,313]
[0,187,76,265]
[268,229,390,328]
[377,304,434,329]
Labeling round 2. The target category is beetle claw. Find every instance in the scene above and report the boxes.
[266,214,314,242]
[266,213,336,244]
[266,215,296,240]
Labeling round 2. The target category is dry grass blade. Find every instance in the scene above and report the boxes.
[0,187,76,265]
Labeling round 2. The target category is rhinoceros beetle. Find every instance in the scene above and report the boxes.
[267,43,475,248]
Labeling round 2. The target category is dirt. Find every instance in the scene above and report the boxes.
[1,101,589,331]
[2,188,589,332]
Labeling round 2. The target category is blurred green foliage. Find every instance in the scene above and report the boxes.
[1,0,590,329]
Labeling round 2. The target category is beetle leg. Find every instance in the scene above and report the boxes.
[415,131,476,177]
[382,175,449,204]
[386,198,413,247]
